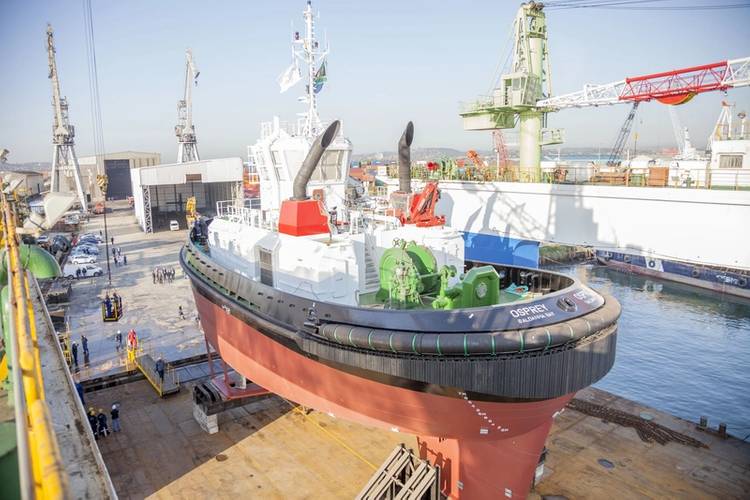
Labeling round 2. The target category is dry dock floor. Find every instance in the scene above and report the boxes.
[86,380,750,499]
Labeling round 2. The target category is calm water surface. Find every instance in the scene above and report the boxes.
[553,263,750,438]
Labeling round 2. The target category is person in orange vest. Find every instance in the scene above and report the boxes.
[127,329,138,350]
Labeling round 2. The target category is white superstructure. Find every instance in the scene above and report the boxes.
[250,0,352,214]
[208,204,464,306]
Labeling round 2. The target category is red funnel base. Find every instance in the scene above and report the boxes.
[418,409,564,499]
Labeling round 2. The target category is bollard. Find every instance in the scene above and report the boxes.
[718,423,727,438]
[698,416,708,430]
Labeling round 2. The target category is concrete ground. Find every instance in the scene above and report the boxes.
[86,380,412,499]
[86,380,750,500]
[66,201,205,382]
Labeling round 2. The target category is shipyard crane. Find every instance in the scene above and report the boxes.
[538,57,750,165]
[461,2,750,172]
[492,129,510,177]
[176,49,200,163]
[46,24,88,212]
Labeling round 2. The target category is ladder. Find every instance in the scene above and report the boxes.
[363,233,380,293]
[356,444,441,500]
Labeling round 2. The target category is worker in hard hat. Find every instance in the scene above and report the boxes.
[87,407,97,438]
[115,330,123,351]
[97,409,109,438]
[110,404,121,432]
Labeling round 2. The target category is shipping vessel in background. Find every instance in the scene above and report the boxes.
[180,3,621,497]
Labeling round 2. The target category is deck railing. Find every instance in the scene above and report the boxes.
[384,164,750,190]
[216,200,276,230]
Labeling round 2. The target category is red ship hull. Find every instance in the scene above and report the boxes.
[193,289,573,498]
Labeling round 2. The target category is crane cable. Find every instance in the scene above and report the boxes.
[82,0,106,165]
[544,0,750,11]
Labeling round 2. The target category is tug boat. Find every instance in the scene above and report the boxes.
[180,3,620,498]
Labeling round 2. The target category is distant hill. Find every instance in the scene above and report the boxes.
[353,147,482,162]
[1,162,50,173]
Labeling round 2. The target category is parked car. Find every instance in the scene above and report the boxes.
[62,263,103,278]
[169,220,180,231]
[79,232,103,243]
[78,236,100,246]
[72,245,100,256]
[64,214,80,225]
[36,234,50,244]
[50,235,71,254]
[69,254,97,265]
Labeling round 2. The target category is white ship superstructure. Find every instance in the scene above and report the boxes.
[250,0,352,215]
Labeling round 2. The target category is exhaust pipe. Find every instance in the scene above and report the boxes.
[398,121,414,193]
[292,120,341,200]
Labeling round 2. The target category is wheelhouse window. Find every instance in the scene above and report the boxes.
[311,150,343,181]
[259,249,274,286]
[254,152,270,181]
[271,150,288,180]
[718,154,743,169]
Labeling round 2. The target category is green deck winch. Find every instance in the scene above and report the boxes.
[432,265,501,310]
[377,239,439,309]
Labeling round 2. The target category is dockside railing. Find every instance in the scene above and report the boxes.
[2,191,68,500]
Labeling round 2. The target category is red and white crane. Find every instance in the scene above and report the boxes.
[537,57,750,165]
[537,57,750,109]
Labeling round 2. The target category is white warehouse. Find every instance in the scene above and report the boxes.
[130,157,243,232]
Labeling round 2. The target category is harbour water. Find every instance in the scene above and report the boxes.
[553,263,750,438]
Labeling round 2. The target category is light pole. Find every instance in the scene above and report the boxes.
[96,173,112,286]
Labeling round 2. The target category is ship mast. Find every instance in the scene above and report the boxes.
[294,1,328,139]
[176,49,200,163]
[47,24,88,212]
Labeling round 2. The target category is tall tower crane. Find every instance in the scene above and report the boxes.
[176,49,200,163]
[461,3,562,180]
[46,24,88,212]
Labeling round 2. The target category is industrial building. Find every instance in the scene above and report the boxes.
[130,157,243,232]
[0,170,45,196]
[78,151,161,201]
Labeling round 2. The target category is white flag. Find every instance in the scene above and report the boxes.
[278,62,301,93]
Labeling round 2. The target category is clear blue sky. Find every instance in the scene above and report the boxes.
[1,0,748,163]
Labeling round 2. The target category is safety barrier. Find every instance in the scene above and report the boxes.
[126,341,180,397]
[2,191,68,499]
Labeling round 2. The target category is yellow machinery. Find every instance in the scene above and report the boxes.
[185,196,197,229]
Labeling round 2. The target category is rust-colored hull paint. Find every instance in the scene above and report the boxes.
[193,289,572,498]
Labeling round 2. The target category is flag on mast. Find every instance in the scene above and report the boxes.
[313,61,327,94]
[278,61,302,93]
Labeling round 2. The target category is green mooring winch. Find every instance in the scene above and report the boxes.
[376,239,500,310]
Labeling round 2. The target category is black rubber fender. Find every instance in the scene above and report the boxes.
[317,296,621,357]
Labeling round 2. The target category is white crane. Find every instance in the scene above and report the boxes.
[176,49,200,163]
[47,24,88,212]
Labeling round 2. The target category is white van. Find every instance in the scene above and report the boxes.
[169,220,180,231]
[63,263,103,279]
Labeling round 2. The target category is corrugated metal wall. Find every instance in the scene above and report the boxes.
[149,181,235,231]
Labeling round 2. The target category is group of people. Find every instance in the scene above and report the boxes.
[87,404,121,439]
[74,267,91,278]
[103,292,122,320]
[69,334,90,367]
[153,266,176,284]
[113,247,127,266]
